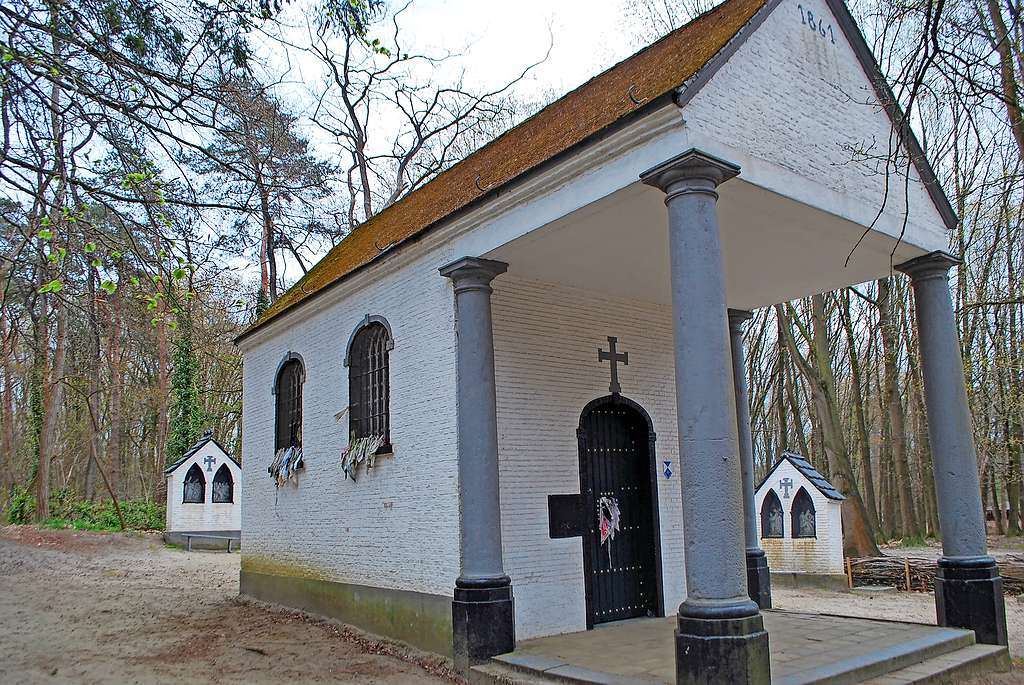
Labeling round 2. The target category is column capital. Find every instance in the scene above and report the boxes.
[439,256,508,292]
[895,250,962,282]
[728,308,754,332]
[640,148,740,201]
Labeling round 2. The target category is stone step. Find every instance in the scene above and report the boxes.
[857,644,1010,685]
[470,659,658,684]
[776,626,977,685]
[469,635,1008,685]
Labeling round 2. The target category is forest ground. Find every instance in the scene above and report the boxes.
[0,527,1021,684]
[0,526,455,684]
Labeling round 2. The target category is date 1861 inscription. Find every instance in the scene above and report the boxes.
[798,4,836,45]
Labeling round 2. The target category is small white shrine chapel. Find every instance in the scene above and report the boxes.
[755,452,846,580]
[164,431,241,541]
[234,0,1009,682]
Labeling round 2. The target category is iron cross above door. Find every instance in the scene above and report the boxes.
[598,336,628,394]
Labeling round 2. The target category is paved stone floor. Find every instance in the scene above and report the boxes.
[506,610,975,684]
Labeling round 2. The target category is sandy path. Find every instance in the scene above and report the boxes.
[0,527,453,685]
[0,526,1020,684]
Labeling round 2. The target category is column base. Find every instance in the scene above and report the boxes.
[746,549,772,610]
[452,576,515,671]
[675,613,771,685]
[935,557,1008,646]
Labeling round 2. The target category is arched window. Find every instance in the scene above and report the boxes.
[212,464,233,503]
[791,487,816,538]
[760,489,784,538]
[183,464,205,503]
[275,357,304,451]
[347,321,392,450]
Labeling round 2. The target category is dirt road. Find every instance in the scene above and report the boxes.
[0,527,453,684]
[0,526,1020,684]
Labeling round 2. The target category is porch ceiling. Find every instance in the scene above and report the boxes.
[484,180,930,310]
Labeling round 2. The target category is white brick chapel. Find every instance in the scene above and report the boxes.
[235,0,1008,681]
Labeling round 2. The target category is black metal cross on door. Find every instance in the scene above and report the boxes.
[598,336,628,394]
[204,455,216,472]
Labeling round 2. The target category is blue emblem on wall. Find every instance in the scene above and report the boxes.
[663,461,673,479]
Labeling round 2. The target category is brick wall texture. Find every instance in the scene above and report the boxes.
[239,0,925,642]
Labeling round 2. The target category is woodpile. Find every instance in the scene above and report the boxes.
[846,555,1024,595]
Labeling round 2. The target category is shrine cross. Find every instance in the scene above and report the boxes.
[779,477,794,498]
[204,455,216,472]
[598,336,629,394]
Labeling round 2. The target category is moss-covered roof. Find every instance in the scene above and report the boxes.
[240,0,768,340]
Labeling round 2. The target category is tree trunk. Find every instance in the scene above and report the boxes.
[776,318,789,454]
[777,298,880,556]
[982,0,1024,160]
[990,467,1005,535]
[841,289,880,530]
[0,314,17,491]
[106,281,125,500]
[156,314,169,487]
[35,297,66,522]
[878,278,920,538]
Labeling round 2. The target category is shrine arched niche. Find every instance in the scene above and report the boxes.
[212,464,234,503]
[791,487,817,538]
[760,489,784,538]
[576,394,664,628]
[183,464,205,504]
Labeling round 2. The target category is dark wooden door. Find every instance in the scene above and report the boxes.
[578,402,658,626]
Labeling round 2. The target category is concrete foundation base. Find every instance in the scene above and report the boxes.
[770,571,850,592]
[675,613,771,685]
[452,578,515,671]
[163,530,240,551]
[239,569,453,655]
[746,550,772,609]
[935,558,1008,646]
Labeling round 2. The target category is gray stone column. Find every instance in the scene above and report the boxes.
[439,256,515,668]
[642,149,770,685]
[728,309,772,610]
[896,251,1007,646]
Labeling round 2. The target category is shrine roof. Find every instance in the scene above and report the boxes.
[756,451,846,501]
[236,0,769,342]
[164,431,240,475]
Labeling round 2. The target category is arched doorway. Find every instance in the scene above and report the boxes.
[577,395,662,627]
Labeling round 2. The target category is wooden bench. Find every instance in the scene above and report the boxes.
[182,533,238,552]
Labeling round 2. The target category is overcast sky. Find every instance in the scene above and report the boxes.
[264,0,654,119]
[394,0,640,97]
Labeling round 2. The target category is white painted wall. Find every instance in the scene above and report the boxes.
[165,441,241,532]
[680,0,949,253]
[754,460,845,575]
[238,244,460,598]
[492,276,686,640]
[232,0,948,641]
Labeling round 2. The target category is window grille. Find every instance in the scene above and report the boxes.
[275,358,303,451]
[348,322,391,450]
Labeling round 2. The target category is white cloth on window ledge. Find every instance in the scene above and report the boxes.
[268,446,303,487]
[340,434,385,481]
